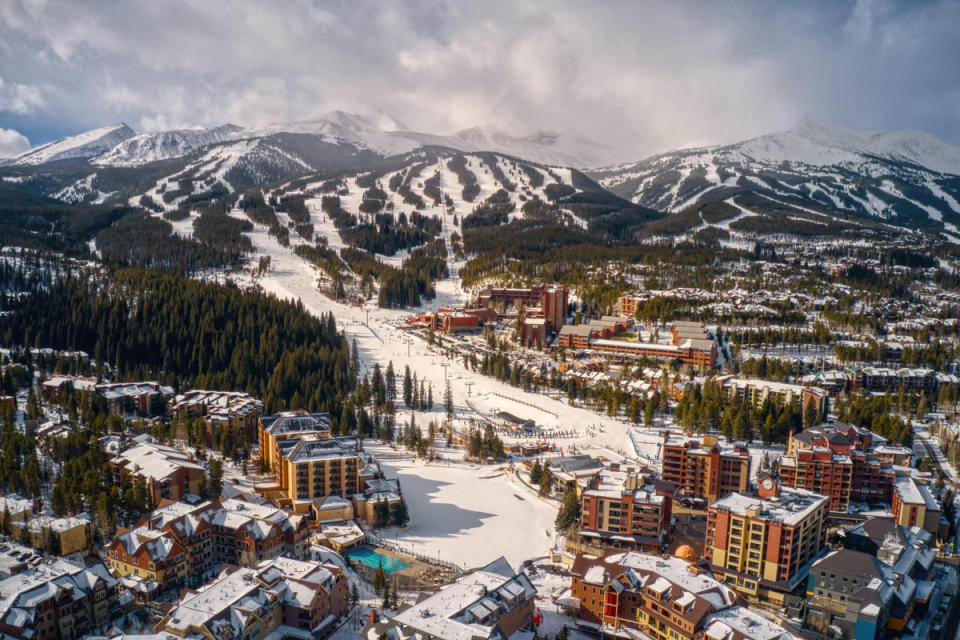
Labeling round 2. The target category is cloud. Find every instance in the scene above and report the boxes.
[0,0,958,162]
[0,77,45,114]
[0,127,30,157]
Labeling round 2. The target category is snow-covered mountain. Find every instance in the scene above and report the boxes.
[12,123,136,165]
[10,110,610,174]
[590,121,960,239]
[93,124,244,166]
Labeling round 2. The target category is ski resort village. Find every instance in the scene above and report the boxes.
[3,30,960,640]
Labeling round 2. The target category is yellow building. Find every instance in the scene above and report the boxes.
[705,480,828,605]
[105,527,186,590]
[278,435,360,508]
[258,411,332,474]
[19,513,93,555]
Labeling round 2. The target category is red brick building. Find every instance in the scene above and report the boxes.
[660,433,750,504]
[579,466,674,552]
[569,552,739,639]
[780,424,900,511]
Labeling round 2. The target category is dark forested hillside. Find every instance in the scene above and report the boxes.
[0,268,352,413]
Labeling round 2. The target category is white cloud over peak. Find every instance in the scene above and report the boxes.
[0,127,30,157]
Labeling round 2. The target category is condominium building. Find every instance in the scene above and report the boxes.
[104,527,187,590]
[106,498,310,591]
[570,552,795,640]
[95,381,174,417]
[277,435,361,506]
[579,466,674,552]
[258,411,332,474]
[0,559,120,640]
[705,477,829,605]
[108,437,206,505]
[364,557,536,640]
[157,556,349,640]
[172,389,264,440]
[661,434,750,504]
[719,377,826,416]
[779,450,854,511]
[780,424,903,511]
[13,513,94,555]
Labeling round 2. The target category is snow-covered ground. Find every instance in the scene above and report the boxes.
[371,451,559,570]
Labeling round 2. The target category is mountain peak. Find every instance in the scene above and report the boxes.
[13,123,136,165]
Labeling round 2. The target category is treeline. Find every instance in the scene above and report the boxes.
[0,187,130,254]
[340,210,440,256]
[295,241,345,280]
[96,211,244,274]
[340,239,447,308]
[192,206,254,254]
[730,324,833,347]
[323,194,439,256]
[0,267,352,414]
[240,191,289,247]
[447,156,480,202]
[462,189,515,230]
[674,379,811,445]
[834,393,912,446]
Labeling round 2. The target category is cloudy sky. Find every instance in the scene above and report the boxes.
[1,0,958,160]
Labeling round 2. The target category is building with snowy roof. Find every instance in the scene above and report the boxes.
[705,479,828,606]
[156,556,348,640]
[780,423,905,512]
[891,476,942,537]
[804,520,942,640]
[106,497,310,591]
[13,512,93,555]
[661,433,750,504]
[579,465,674,553]
[258,411,332,474]
[364,556,536,640]
[0,558,120,639]
[108,440,207,505]
[172,389,264,440]
[95,381,174,417]
[570,551,795,640]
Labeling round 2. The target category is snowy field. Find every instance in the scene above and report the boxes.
[371,452,559,570]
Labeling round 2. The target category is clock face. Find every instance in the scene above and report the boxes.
[761,478,773,490]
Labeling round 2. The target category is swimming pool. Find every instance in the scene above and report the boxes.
[347,547,410,574]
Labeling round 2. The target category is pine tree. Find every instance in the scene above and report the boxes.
[390,497,409,527]
[427,384,433,411]
[539,466,552,496]
[444,379,454,420]
[350,582,360,609]
[555,486,582,532]
[374,559,386,595]
[530,459,543,484]
[403,366,412,408]
[208,458,224,500]
[386,361,397,399]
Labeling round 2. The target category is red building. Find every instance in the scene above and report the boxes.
[579,466,674,552]
[780,424,900,511]
[477,283,568,332]
[660,433,750,504]
[569,552,740,639]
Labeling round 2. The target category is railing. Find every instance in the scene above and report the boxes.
[363,531,464,577]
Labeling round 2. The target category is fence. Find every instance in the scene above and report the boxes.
[491,391,559,418]
[364,531,464,577]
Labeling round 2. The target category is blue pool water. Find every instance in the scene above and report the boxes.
[347,547,410,574]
